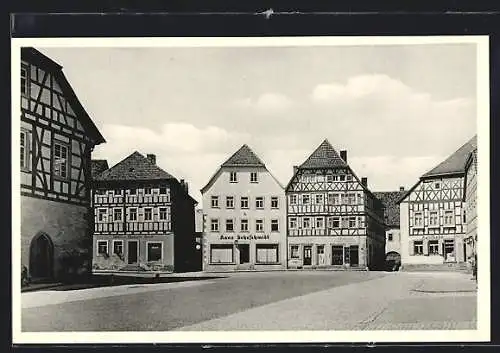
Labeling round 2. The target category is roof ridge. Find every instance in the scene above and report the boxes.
[221,144,266,167]
[299,138,347,169]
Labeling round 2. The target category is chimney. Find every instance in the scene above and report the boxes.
[399,186,405,191]
[340,150,347,163]
[180,179,189,193]
[293,166,298,174]
[147,154,156,165]
[361,177,367,187]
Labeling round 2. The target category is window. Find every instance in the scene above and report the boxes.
[428,240,439,255]
[250,172,258,183]
[348,217,357,228]
[289,217,297,229]
[113,240,123,256]
[211,196,219,208]
[144,187,152,194]
[413,240,424,255]
[159,187,167,194]
[328,216,340,229]
[290,245,299,259]
[444,210,455,226]
[241,197,249,209]
[429,211,439,227]
[241,219,249,232]
[302,194,310,205]
[21,64,28,95]
[290,195,297,205]
[303,217,311,229]
[339,175,346,181]
[113,189,122,195]
[256,219,264,232]
[97,209,107,222]
[129,208,137,221]
[316,217,324,229]
[333,194,341,205]
[326,175,334,182]
[113,208,123,222]
[444,239,455,260]
[327,193,334,205]
[97,241,108,255]
[129,188,137,195]
[147,242,163,262]
[53,142,69,179]
[256,244,278,263]
[414,212,424,227]
[256,197,264,209]
[211,219,220,232]
[347,193,356,205]
[226,219,234,232]
[159,207,168,220]
[315,194,324,204]
[144,208,153,221]
[230,172,238,183]
[341,217,349,228]
[210,244,233,263]
[20,130,30,170]
[271,197,279,209]
[434,182,441,189]
[226,196,234,209]
[388,233,393,242]
[271,219,279,232]
[346,175,352,181]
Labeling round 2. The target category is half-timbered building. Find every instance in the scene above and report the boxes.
[373,187,406,270]
[91,152,198,273]
[398,135,477,270]
[20,47,106,281]
[463,147,478,267]
[285,139,385,270]
[201,145,287,272]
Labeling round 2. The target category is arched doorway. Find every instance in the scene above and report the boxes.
[29,232,54,280]
[385,251,401,271]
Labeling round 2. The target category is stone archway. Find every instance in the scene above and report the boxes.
[385,251,401,271]
[29,232,54,280]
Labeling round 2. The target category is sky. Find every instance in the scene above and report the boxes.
[36,43,478,205]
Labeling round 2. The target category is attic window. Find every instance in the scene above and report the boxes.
[129,167,135,172]
[434,182,441,189]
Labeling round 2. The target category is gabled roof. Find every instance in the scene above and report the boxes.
[91,159,109,179]
[221,144,266,167]
[298,139,347,169]
[201,144,283,194]
[373,191,406,227]
[22,47,106,145]
[94,151,175,182]
[422,135,477,178]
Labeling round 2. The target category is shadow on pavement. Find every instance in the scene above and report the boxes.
[22,275,226,292]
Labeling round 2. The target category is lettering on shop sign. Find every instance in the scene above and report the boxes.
[219,234,270,240]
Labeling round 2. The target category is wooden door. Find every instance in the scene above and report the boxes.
[128,240,138,264]
[29,233,53,279]
[317,245,326,266]
[303,246,312,265]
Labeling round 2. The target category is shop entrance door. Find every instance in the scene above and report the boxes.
[303,246,312,265]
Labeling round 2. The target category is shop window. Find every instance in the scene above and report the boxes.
[413,240,424,255]
[210,244,233,263]
[256,244,278,263]
[428,240,439,255]
[97,240,108,255]
[290,245,299,259]
[147,242,162,262]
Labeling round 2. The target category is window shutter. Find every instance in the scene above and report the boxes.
[409,240,414,256]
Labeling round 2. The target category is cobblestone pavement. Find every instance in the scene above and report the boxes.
[177,272,477,331]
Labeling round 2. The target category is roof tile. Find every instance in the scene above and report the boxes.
[299,139,347,169]
[221,144,266,167]
[94,151,175,181]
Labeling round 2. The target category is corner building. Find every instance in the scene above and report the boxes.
[285,139,385,270]
[398,135,477,270]
[20,48,105,281]
[201,145,286,271]
[91,152,198,273]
